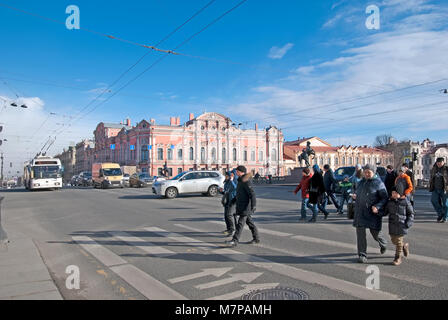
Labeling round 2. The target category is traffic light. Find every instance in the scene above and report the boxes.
[412,152,418,162]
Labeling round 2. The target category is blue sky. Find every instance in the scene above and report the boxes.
[1,0,448,172]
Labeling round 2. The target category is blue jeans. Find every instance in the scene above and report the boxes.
[321,192,341,213]
[301,197,318,219]
[431,189,448,219]
[339,194,351,213]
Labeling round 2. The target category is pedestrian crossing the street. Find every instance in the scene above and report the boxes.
[71,218,448,300]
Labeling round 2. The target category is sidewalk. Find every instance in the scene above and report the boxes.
[0,197,63,300]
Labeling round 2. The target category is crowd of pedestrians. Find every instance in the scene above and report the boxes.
[219,158,447,266]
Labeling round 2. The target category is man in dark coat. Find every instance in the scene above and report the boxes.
[322,164,342,215]
[352,164,388,263]
[307,164,325,222]
[429,157,448,222]
[384,165,398,197]
[227,166,259,247]
[382,187,414,266]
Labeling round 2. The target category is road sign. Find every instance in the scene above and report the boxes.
[130,145,135,151]
[110,144,115,150]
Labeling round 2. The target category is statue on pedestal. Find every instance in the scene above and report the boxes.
[298,141,315,168]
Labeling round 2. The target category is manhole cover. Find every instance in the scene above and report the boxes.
[242,287,309,300]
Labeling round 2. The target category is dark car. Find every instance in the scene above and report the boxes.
[79,172,92,187]
[334,166,356,194]
[129,173,154,188]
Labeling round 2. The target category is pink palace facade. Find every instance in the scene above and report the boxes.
[93,112,285,177]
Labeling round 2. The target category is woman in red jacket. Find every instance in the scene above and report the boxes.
[293,167,315,221]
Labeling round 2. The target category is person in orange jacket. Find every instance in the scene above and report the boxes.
[293,167,314,221]
[395,167,413,201]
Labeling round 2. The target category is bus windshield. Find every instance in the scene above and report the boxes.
[33,166,61,179]
[103,168,122,176]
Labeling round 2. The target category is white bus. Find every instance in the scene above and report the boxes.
[24,156,63,191]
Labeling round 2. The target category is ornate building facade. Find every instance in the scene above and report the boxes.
[92,112,284,177]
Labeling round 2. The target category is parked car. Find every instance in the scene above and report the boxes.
[129,173,154,188]
[79,171,92,187]
[152,170,225,199]
[122,173,130,187]
[70,175,81,187]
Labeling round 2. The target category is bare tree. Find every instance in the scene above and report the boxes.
[374,134,394,147]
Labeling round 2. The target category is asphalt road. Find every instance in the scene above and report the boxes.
[1,185,447,300]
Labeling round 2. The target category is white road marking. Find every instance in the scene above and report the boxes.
[195,272,263,290]
[169,224,399,300]
[110,264,186,300]
[143,227,216,250]
[207,283,280,300]
[168,267,233,284]
[209,220,293,237]
[72,236,127,267]
[108,231,175,256]
[291,235,448,267]
[72,236,186,300]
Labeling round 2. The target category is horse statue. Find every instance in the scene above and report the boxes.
[297,142,315,168]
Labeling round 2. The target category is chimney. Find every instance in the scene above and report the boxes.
[126,118,131,127]
[189,113,194,121]
[176,117,181,126]
[255,123,258,131]
[150,119,155,125]
[170,117,176,126]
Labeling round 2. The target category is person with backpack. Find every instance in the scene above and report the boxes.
[220,170,238,236]
[226,166,259,247]
[402,163,415,207]
[293,167,313,221]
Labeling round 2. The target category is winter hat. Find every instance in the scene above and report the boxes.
[312,164,320,173]
[236,165,247,173]
[437,157,445,163]
[356,164,362,170]
[363,163,376,172]
[343,175,349,180]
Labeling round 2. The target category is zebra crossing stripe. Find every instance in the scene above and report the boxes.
[168,224,399,300]
[72,236,186,300]
[108,231,175,256]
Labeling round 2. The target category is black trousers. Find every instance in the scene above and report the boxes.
[224,203,237,232]
[232,214,259,242]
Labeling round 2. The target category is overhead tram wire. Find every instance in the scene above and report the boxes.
[32,0,219,155]
[280,99,448,132]
[52,0,249,146]
[242,78,448,125]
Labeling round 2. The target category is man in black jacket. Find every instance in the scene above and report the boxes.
[322,164,342,215]
[227,166,259,247]
[384,165,398,197]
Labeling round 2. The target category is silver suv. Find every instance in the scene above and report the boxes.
[152,170,225,199]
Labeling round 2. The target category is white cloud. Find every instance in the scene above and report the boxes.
[222,1,448,144]
[268,43,294,60]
